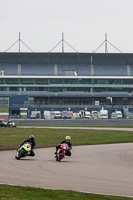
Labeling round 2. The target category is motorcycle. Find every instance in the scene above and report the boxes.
[7,121,16,127]
[56,143,69,162]
[15,142,32,160]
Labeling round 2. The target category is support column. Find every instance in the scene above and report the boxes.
[54,64,58,75]
[18,64,21,75]
[127,65,131,76]
[91,64,94,76]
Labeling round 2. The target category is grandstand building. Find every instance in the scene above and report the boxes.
[0,52,133,116]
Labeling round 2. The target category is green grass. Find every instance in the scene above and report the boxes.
[0,184,132,200]
[0,127,133,150]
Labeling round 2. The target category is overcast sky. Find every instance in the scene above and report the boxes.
[0,0,133,53]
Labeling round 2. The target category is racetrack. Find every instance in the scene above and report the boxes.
[0,144,133,197]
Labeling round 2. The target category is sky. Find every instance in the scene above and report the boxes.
[0,0,133,53]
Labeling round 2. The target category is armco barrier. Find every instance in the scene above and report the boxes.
[12,119,133,126]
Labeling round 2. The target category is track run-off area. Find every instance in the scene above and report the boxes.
[0,142,133,197]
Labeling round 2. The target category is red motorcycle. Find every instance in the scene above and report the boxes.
[56,143,69,162]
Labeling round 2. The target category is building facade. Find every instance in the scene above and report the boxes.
[0,52,133,116]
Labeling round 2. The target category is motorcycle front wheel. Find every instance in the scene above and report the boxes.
[58,152,64,162]
[15,149,25,160]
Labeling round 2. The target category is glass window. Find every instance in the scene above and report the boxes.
[114,79,121,84]
[123,88,133,92]
[108,79,115,84]
[49,79,64,84]
[26,87,38,91]
[5,78,19,84]
[111,87,123,91]
[0,79,4,84]
[108,79,121,84]
[64,97,78,105]
[66,87,90,92]
[94,87,107,92]
[0,87,4,91]
[64,79,77,84]
[34,79,48,85]
[77,79,92,84]
[49,87,63,92]
[26,87,48,91]
[122,79,133,84]
[20,79,33,84]
[63,79,92,85]
[94,79,107,84]
[106,87,123,92]
[9,87,19,91]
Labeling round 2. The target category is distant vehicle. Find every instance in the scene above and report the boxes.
[91,111,100,119]
[0,120,7,127]
[7,120,16,127]
[116,111,122,118]
[30,111,41,119]
[0,119,16,127]
[62,111,68,119]
[54,111,62,119]
[50,111,55,119]
[73,112,80,119]
[67,111,73,119]
[44,110,61,119]
[43,110,50,119]
[111,112,117,119]
[79,110,91,119]
[126,112,133,119]
[85,111,91,119]
[99,109,108,119]
[61,111,73,119]
[111,111,122,119]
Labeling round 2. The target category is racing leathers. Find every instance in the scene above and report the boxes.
[19,138,36,156]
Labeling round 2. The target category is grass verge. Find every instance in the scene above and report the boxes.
[0,184,132,200]
[0,127,133,150]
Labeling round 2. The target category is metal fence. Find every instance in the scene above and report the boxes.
[12,119,133,126]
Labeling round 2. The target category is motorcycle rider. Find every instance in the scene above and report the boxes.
[7,120,11,127]
[55,136,72,157]
[19,135,36,156]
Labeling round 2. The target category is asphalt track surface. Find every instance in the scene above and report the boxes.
[0,143,133,197]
